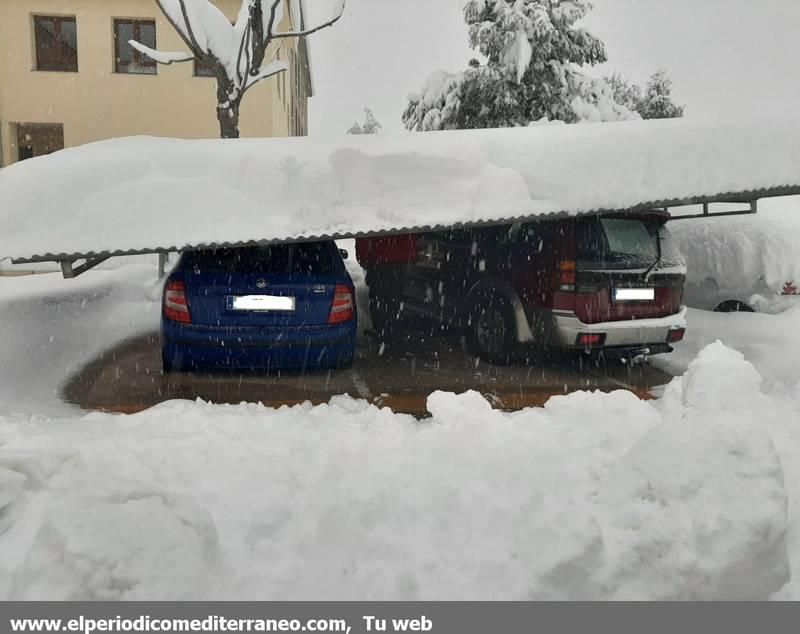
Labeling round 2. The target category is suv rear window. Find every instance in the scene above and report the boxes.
[182,242,344,275]
[577,216,684,270]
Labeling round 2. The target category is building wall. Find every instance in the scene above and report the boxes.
[0,0,310,167]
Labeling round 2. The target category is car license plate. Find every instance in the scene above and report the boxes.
[227,295,295,311]
[612,288,655,302]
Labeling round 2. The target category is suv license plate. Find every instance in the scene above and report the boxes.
[228,295,296,311]
[613,288,655,302]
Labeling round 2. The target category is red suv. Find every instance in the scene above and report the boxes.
[356,211,687,364]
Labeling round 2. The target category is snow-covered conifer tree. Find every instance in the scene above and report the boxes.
[403,0,637,131]
[604,72,643,114]
[605,69,684,119]
[130,0,346,138]
[347,108,383,134]
[637,69,685,119]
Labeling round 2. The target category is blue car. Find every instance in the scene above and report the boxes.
[161,242,357,372]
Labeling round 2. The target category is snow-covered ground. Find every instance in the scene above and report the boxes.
[0,264,161,416]
[1,264,799,599]
[653,306,800,391]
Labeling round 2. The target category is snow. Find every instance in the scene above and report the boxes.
[653,305,800,392]
[154,0,243,80]
[244,60,289,91]
[137,0,327,96]
[0,264,160,416]
[650,308,800,599]
[0,342,795,599]
[669,214,800,311]
[128,41,193,65]
[1,265,800,599]
[569,70,639,123]
[3,118,800,263]
[502,28,533,83]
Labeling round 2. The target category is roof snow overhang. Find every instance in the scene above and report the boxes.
[1,118,800,268]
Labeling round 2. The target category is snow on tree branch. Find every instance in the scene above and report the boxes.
[132,0,347,138]
[272,0,346,39]
[605,69,685,119]
[244,60,289,91]
[129,40,194,64]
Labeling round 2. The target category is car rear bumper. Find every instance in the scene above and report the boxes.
[550,306,688,352]
[161,320,357,370]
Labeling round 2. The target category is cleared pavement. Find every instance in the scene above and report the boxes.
[62,329,673,416]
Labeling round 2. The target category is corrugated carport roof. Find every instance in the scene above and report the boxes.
[2,117,800,264]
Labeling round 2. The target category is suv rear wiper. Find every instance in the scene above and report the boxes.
[641,228,663,281]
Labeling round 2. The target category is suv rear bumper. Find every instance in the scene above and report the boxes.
[550,306,688,350]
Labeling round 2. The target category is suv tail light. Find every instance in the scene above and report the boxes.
[576,332,606,348]
[553,260,577,292]
[164,279,192,323]
[328,285,355,324]
[666,327,685,343]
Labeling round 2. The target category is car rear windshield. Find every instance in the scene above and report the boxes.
[181,242,344,276]
[577,216,684,270]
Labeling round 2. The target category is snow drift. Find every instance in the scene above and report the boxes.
[2,117,800,263]
[0,341,794,600]
[670,214,800,305]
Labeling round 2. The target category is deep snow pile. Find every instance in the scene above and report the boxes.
[669,214,800,307]
[652,305,800,392]
[2,263,800,599]
[0,343,795,600]
[3,118,800,261]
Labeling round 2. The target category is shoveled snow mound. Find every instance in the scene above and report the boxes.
[2,117,800,261]
[0,342,793,600]
[653,305,800,390]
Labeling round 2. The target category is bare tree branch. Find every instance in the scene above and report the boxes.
[244,23,252,85]
[235,16,252,85]
[249,1,265,73]
[264,0,282,41]
[177,0,203,53]
[272,1,346,40]
[142,0,346,138]
[152,0,197,54]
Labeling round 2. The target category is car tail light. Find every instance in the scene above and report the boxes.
[666,327,685,343]
[553,260,577,292]
[576,332,606,347]
[164,280,192,324]
[328,285,355,324]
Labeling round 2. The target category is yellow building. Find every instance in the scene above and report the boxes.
[0,0,312,167]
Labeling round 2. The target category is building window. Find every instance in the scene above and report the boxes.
[34,16,78,72]
[114,19,156,74]
[16,123,65,162]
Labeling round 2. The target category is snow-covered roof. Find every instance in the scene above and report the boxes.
[2,118,800,264]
